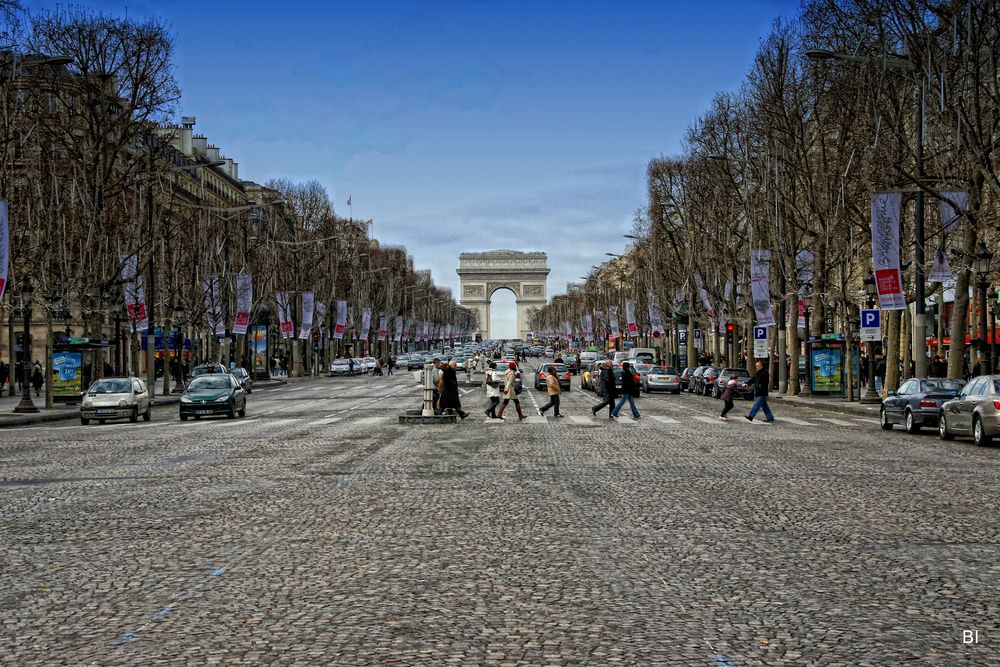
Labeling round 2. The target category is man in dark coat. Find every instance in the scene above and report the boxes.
[745,359,774,422]
[591,360,618,418]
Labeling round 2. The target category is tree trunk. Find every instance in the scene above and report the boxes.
[787,292,799,396]
[885,310,901,392]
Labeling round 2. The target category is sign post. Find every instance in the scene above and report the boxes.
[753,326,768,359]
[860,309,881,342]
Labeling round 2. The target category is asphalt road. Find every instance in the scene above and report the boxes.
[1,364,997,665]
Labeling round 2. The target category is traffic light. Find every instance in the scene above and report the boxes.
[725,323,735,333]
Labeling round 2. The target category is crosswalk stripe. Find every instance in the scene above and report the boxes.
[775,417,815,426]
[651,416,681,424]
[692,415,721,424]
[813,417,857,427]
[568,416,593,425]
[308,417,342,426]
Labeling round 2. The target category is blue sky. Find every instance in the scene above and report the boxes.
[28,0,799,338]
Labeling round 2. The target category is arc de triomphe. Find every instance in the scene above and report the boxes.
[457,250,549,340]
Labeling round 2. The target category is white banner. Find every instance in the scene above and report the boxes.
[928,248,953,284]
[394,315,403,342]
[796,250,814,293]
[360,307,371,340]
[298,291,314,340]
[0,201,8,303]
[275,292,293,339]
[583,313,594,341]
[444,323,452,340]
[871,193,905,310]
[333,300,347,339]
[232,272,252,335]
[122,254,149,333]
[609,306,620,338]
[421,321,430,341]
[647,291,664,337]
[625,299,638,337]
[695,273,715,319]
[750,249,776,327]
[378,316,388,341]
[315,301,326,332]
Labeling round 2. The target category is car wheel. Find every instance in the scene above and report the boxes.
[143,407,151,422]
[98,419,105,424]
[227,405,236,419]
[938,412,953,440]
[674,389,681,395]
[904,409,920,434]
[973,416,992,446]
[129,407,138,423]
[238,405,246,417]
[713,386,720,399]
[879,408,893,430]
[80,417,89,425]
[180,414,188,421]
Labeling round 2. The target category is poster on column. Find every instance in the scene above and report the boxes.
[870,193,905,310]
[298,292,314,340]
[251,325,268,370]
[333,299,347,339]
[232,272,253,335]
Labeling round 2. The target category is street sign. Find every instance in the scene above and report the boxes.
[753,326,768,358]
[678,330,688,344]
[693,329,702,349]
[861,309,881,342]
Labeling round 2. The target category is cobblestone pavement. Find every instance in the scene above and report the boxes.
[1,365,998,665]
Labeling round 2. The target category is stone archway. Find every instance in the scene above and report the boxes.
[457,250,549,340]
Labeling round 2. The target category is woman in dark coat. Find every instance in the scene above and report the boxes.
[437,359,468,419]
[31,362,44,397]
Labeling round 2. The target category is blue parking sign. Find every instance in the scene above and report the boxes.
[861,309,880,328]
[754,326,767,340]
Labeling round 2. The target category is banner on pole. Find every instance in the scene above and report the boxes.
[0,201,8,303]
[871,193,905,310]
[750,249,776,327]
[275,292,293,339]
[123,254,149,333]
[625,299,638,337]
[315,301,326,332]
[360,307,371,340]
[695,273,715,319]
[394,315,403,342]
[298,292,314,340]
[333,300,347,339]
[233,272,252,335]
[647,291,664,338]
[378,316,388,341]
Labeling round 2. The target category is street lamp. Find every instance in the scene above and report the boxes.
[990,287,998,375]
[974,248,993,374]
[806,46,928,378]
[860,275,880,403]
[13,278,37,413]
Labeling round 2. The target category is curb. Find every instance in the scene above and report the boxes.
[775,394,880,418]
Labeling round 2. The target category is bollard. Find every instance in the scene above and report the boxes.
[422,363,435,416]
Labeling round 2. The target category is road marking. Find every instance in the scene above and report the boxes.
[286,386,307,392]
[524,416,546,424]
[568,416,593,425]
[651,415,681,424]
[254,418,300,428]
[308,417,342,426]
[775,416,815,426]
[813,417,857,427]
[692,415,722,424]
[355,416,390,426]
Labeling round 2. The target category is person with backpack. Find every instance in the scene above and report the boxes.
[610,361,641,419]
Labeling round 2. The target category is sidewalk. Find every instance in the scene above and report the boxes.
[774,392,881,419]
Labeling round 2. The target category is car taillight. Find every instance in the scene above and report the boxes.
[707,375,715,381]
[994,400,1000,410]
[919,400,937,408]
[634,374,640,382]
[564,373,571,379]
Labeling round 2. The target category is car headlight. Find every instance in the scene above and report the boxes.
[82,398,92,408]
[181,396,192,403]
[118,400,129,408]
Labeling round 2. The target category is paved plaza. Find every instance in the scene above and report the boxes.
[1,368,998,665]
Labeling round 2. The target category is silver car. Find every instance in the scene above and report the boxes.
[643,365,681,394]
[939,375,1000,446]
[80,377,151,425]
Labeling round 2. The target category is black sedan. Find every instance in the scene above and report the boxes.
[880,377,965,433]
[180,374,247,420]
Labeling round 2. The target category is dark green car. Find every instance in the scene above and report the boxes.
[180,374,247,421]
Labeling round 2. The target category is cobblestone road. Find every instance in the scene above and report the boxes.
[1,366,998,665]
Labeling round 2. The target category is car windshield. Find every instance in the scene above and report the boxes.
[922,379,963,392]
[656,367,677,374]
[90,379,131,394]
[192,366,222,376]
[189,377,231,391]
[543,364,567,373]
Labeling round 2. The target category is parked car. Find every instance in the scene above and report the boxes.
[713,368,752,399]
[80,377,151,425]
[191,362,228,378]
[692,366,719,395]
[687,366,707,393]
[534,363,572,391]
[938,375,1000,445]
[406,355,425,370]
[880,377,964,433]
[679,367,696,391]
[229,367,253,394]
[361,356,377,373]
[330,358,353,376]
[643,366,681,393]
[180,374,247,420]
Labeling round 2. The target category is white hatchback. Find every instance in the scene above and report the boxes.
[80,377,152,425]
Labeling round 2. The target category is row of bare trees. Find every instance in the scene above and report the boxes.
[533,0,1000,394]
[0,3,472,376]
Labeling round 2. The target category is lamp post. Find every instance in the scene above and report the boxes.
[974,249,993,374]
[800,298,812,397]
[172,306,186,393]
[990,288,998,375]
[13,278,37,413]
[860,275,880,403]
